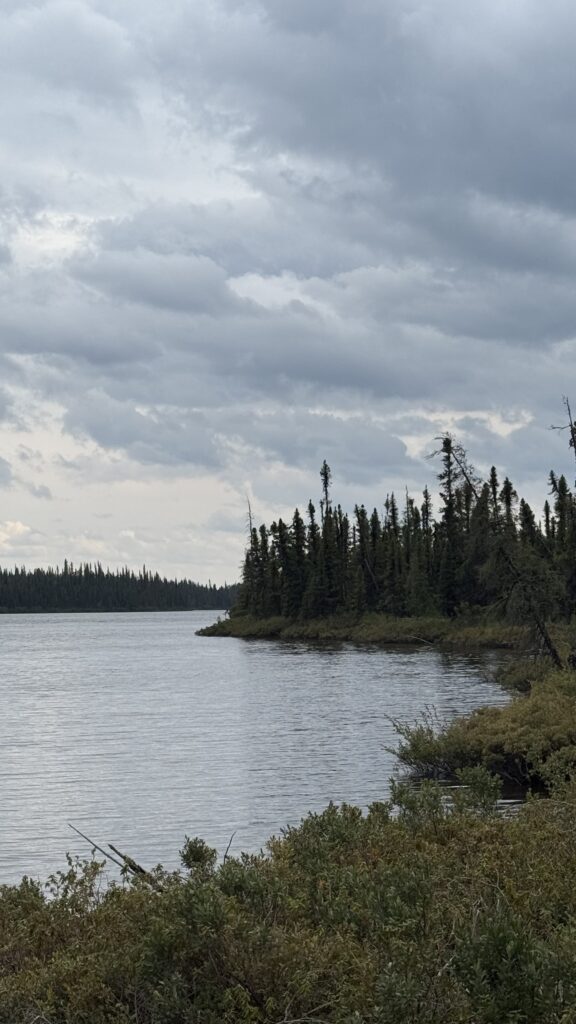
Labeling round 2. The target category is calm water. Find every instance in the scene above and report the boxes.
[0,611,509,884]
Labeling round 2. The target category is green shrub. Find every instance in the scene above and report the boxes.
[495,657,550,693]
[4,775,576,1022]
[395,669,576,786]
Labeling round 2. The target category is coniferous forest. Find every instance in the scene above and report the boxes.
[237,436,576,628]
[0,562,238,613]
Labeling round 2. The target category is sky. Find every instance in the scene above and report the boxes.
[1,0,576,583]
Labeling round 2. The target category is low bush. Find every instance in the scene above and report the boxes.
[4,775,576,1022]
[395,669,576,786]
[495,657,551,693]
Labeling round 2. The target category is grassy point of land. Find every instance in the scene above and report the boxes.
[394,664,576,789]
[198,611,530,648]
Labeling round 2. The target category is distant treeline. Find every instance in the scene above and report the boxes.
[0,562,238,613]
[237,435,576,626]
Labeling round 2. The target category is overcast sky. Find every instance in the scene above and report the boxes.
[1,0,576,583]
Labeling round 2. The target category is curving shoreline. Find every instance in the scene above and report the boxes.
[198,611,532,648]
[2,614,576,1019]
[200,613,576,791]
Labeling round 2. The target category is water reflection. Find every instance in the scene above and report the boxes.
[0,611,509,883]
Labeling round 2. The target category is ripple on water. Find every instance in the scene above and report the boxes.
[0,611,509,883]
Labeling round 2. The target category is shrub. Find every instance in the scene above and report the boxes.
[395,669,576,786]
[4,774,576,1022]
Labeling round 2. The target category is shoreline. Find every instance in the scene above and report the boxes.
[4,614,576,1018]
[198,611,535,649]
[200,612,576,791]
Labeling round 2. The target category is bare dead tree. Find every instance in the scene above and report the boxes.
[551,396,576,481]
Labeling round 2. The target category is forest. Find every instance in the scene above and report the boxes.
[0,562,238,613]
[237,434,576,629]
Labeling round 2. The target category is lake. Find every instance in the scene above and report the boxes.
[0,610,509,884]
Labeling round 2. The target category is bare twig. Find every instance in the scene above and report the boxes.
[276,1003,332,1024]
[223,831,237,863]
[68,823,125,871]
[69,824,162,890]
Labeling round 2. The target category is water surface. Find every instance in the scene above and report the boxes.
[0,611,508,883]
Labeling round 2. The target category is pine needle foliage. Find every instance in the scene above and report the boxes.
[235,444,576,625]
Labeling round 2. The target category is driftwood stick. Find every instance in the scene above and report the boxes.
[108,842,148,877]
[68,823,125,871]
[223,831,237,863]
[108,842,164,891]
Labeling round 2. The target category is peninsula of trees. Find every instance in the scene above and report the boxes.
[0,563,238,613]
[234,439,574,631]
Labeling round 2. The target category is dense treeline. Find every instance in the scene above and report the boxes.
[0,562,238,613]
[238,437,576,625]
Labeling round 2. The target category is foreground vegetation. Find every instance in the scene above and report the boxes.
[5,774,576,1023]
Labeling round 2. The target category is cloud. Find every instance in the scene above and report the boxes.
[0,388,14,422]
[62,391,223,468]
[27,482,53,500]
[1,1,141,104]
[0,0,576,578]
[71,248,244,315]
[0,520,30,547]
[0,457,13,488]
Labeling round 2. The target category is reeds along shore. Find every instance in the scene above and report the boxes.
[198,611,528,646]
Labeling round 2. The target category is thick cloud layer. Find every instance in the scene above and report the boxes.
[1,0,575,579]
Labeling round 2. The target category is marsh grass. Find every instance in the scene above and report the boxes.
[198,613,530,648]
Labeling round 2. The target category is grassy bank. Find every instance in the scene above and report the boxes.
[395,664,576,788]
[5,776,576,1023]
[198,612,530,648]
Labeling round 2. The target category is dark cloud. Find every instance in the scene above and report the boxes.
[176,0,576,214]
[71,249,245,315]
[27,482,53,500]
[0,457,13,488]
[63,392,223,468]
[0,388,14,422]
[217,409,413,484]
